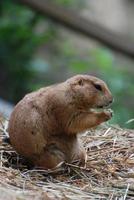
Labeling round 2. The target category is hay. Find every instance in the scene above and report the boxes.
[0,118,134,200]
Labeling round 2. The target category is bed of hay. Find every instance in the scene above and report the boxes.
[0,118,134,200]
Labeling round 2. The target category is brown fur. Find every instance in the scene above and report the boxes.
[8,75,113,169]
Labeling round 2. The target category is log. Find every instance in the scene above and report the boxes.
[17,0,134,58]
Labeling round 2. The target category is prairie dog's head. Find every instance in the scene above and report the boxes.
[66,75,113,110]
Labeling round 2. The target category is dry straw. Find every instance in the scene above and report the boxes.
[0,118,134,200]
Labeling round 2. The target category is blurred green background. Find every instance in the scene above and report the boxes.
[0,0,134,128]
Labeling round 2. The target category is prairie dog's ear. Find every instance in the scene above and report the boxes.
[78,79,84,86]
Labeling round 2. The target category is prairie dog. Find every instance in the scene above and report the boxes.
[8,75,113,169]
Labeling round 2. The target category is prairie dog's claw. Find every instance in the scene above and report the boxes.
[103,109,113,120]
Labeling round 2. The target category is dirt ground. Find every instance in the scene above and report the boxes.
[0,118,134,200]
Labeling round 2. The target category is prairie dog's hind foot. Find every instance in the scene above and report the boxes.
[34,144,66,169]
[70,145,87,167]
[32,142,87,169]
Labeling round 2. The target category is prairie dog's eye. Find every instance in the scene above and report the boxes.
[78,79,84,86]
[94,83,102,91]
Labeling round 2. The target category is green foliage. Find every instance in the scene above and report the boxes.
[52,0,84,8]
[0,0,133,128]
[0,0,54,103]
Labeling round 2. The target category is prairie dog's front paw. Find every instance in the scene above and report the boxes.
[102,109,113,121]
